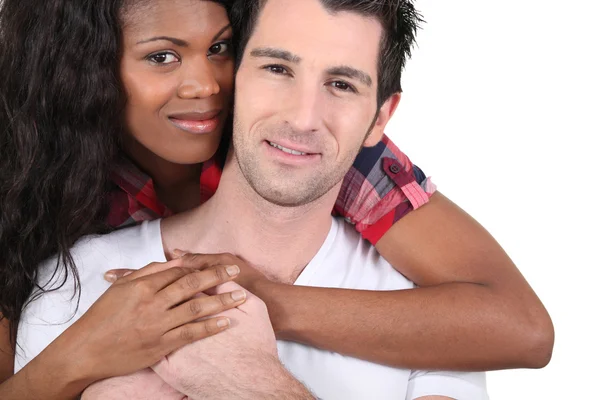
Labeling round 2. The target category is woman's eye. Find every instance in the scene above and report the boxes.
[147,52,179,65]
[208,41,231,56]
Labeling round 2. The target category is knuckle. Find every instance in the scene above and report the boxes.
[179,326,196,342]
[202,320,219,335]
[183,272,202,290]
[211,266,227,283]
[217,293,231,307]
[130,279,154,297]
[170,266,187,276]
[188,299,205,316]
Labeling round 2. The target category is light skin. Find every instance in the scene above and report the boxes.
[0,0,554,398]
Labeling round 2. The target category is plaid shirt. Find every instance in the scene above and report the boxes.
[108,134,436,245]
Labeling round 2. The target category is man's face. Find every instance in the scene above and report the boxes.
[233,0,398,207]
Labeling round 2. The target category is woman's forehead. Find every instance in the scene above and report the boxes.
[121,0,228,32]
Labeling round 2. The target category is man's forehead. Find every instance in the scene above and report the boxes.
[248,0,382,74]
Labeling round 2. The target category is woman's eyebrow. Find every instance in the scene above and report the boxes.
[212,24,232,41]
[136,36,188,46]
[135,25,231,47]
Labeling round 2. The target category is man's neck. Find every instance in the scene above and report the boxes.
[163,157,338,284]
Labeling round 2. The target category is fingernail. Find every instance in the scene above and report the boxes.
[217,318,230,328]
[231,290,246,302]
[226,265,240,276]
[104,272,117,283]
[173,249,187,258]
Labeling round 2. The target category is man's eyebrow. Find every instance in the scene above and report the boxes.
[250,47,302,63]
[327,66,373,87]
[136,36,189,46]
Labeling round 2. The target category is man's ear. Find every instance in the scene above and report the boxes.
[364,92,401,147]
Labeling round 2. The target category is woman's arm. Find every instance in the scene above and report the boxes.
[0,316,91,399]
[247,193,553,370]
[0,318,13,382]
[0,261,245,399]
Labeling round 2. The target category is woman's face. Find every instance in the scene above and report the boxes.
[120,0,233,165]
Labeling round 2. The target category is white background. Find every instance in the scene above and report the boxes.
[386,0,600,398]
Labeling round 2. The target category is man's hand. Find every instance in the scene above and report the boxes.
[152,281,312,400]
[81,368,185,400]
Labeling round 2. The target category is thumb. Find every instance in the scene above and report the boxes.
[172,248,188,258]
[104,269,135,283]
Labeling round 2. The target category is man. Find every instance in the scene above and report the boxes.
[17,0,492,398]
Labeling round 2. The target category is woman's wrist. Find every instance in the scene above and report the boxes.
[250,280,297,338]
[18,355,87,399]
[29,333,98,398]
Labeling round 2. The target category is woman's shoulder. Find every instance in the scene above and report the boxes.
[37,220,166,291]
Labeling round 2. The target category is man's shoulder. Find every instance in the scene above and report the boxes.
[328,217,385,266]
[307,217,413,291]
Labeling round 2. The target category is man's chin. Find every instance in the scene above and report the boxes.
[255,189,316,208]
[249,182,321,208]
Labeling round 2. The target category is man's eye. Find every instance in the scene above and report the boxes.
[208,41,231,56]
[330,81,355,92]
[147,52,179,65]
[264,65,288,75]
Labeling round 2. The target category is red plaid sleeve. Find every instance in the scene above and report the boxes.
[334,134,436,245]
[107,155,221,229]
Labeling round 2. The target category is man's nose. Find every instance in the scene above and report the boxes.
[177,59,221,99]
[284,84,323,134]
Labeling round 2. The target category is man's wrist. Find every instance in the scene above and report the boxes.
[186,353,313,400]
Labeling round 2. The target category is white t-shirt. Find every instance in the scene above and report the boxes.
[16,218,489,400]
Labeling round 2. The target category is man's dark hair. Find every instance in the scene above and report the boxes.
[229,0,423,107]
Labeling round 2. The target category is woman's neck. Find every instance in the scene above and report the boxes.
[122,137,204,213]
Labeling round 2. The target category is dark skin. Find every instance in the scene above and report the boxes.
[253,192,554,370]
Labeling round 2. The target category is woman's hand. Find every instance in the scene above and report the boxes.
[106,251,272,294]
[56,258,247,384]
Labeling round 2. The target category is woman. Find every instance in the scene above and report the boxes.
[0,0,553,398]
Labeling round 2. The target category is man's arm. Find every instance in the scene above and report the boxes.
[81,368,186,400]
[251,192,553,371]
[152,282,315,400]
[183,354,314,400]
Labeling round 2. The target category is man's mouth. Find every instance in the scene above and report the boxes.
[268,141,307,156]
[266,140,320,157]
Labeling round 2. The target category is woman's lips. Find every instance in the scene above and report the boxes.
[168,110,222,135]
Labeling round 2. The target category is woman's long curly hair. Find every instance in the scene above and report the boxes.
[0,0,233,346]
[0,0,127,344]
